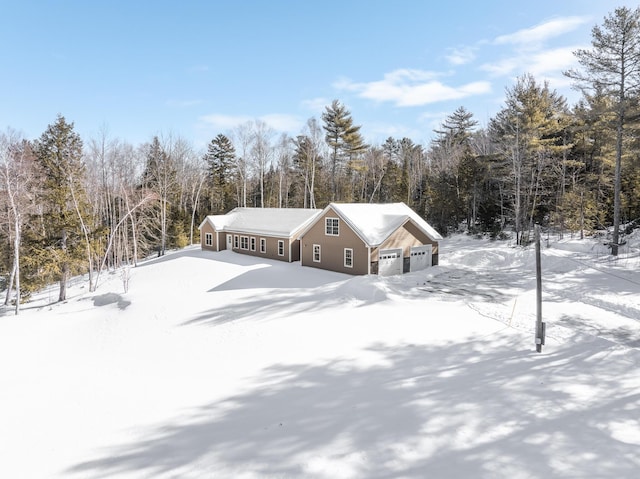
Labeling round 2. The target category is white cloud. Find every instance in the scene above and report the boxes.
[335,69,492,107]
[198,113,302,134]
[301,97,330,114]
[528,46,580,77]
[481,45,582,81]
[199,114,252,131]
[364,122,425,144]
[494,16,589,47]
[480,57,521,77]
[445,46,476,65]
[259,113,302,132]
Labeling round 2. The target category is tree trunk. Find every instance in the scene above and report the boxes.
[13,224,20,315]
[59,228,68,302]
[611,111,624,256]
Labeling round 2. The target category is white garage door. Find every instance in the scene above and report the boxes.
[410,245,432,272]
[379,248,403,276]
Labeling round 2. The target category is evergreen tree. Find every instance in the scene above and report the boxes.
[427,107,479,234]
[564,92,617,237]
[564,6,640,254]
[141,136,176,256]
[398,138,424,209]
[31,115,89,301]
[322,99,366,201]
[204,134,236,213]
[489,75,570,244]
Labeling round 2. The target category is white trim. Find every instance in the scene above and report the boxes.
[250,237,256,251]
[277,240,285,256]
[204,232,213,247]
[260,237,266,253]
[325,217,339,236]
[313,244,321,262]
[234,235,239,249]
[344,248,353,268]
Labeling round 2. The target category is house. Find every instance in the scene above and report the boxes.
[298,202,442,276]
[198,207,322,262]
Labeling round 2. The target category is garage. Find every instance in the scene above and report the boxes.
[378,248,403,276]
[410,245,433,272]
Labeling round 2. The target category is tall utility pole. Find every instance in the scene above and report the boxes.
[535,225,545,352]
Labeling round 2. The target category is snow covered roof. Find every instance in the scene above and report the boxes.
[198,214,233,231]
[199,208,322,237]
[327,202,443,246]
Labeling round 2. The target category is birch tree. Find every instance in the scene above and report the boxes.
[0,130,36,313]
[251,120,275,208]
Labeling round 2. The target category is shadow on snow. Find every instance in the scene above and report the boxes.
[66,333,640,479]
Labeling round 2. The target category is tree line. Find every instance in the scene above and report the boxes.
[1,6,639,313]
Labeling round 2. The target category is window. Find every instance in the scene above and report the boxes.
[260,238,266,253]
[241,236,249,249]
[250,237,256,251]
[278,240,284,256]
[325,217,339,236]
[344,248,353,268]
[313,244,321,262]
[234,235,239,249]
[205,233,213,246]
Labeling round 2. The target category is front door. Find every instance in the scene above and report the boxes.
[226,234,233,250]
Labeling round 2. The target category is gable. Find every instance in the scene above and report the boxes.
[326,202,442,246]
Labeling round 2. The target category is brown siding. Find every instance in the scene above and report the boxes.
[300,207,369,275]
[227,232,295,262]
[200,222,218,251]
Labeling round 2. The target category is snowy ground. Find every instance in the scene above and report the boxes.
[1,232,639,478]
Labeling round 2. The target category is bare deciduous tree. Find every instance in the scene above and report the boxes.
[0,130,37,314]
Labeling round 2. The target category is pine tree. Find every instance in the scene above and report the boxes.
[141,136,176,256]
[322,100,367,201]
[204,134,236,213]
[32,115,89,301]
[489,75,570,244]
[564,6,640,254]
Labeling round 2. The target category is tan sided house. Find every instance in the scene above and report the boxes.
[298,202,442,276]
[198,207,322,262]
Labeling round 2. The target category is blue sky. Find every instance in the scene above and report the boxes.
[1,0,635,150]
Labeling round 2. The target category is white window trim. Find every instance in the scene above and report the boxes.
[344,248,353,268]
[325,217,339,236]
[205,232,213,246]
[234,235,239,249]
[313,244,321,262]
[277,240,285,256]
[241,236,249,250]
[250,237,256,251]
[260,238,266,253]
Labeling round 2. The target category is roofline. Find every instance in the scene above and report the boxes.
[197,216,214,231]
[296,203,372,246]
[296,202,442,245]
[200,208,322,237]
